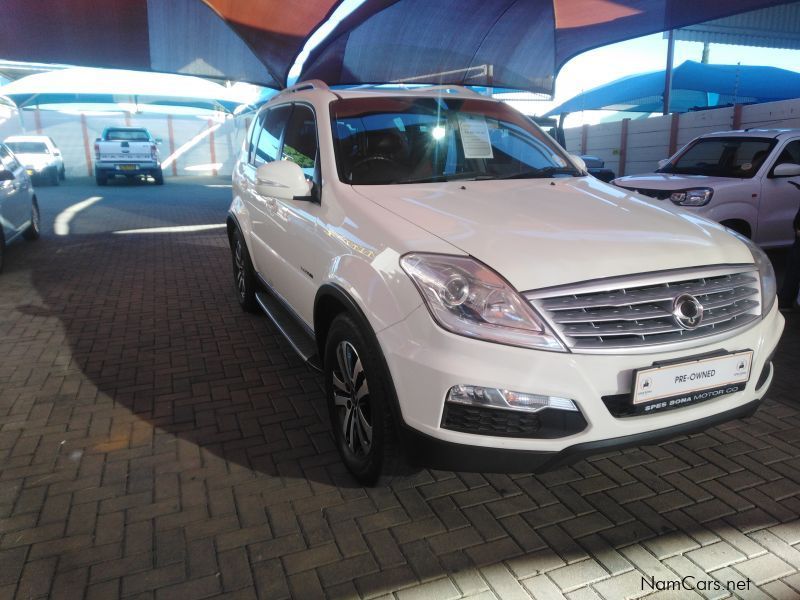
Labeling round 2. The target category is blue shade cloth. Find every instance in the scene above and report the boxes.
[544,60,800,115]
[301,0,797,94]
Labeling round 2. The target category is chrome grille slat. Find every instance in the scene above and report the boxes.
[528,267,761,352]
[541,273,757,311]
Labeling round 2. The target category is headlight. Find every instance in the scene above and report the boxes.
[670,188,713,206]
[400,253,565,351]
[725,229,777,316]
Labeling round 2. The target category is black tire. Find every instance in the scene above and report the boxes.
[0,229,5,273]
[59,166,66,181]
[324,313,399,485]
[230,228,258,312]
[95,172,107,186]
[23,198,40,241]
[49,167,59,186]
[153,168,164,185]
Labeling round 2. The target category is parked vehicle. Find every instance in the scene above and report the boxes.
[0,143,39,272]
[228,81,783,484]
[580,155,615,182]
[94,127,163,185]
[4,135,65,185]
[613,129,800,248]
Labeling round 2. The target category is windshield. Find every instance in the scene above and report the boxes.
[331,96,579,184]
[6,142,48,154]
[658,137,775,178]
[106,129,150,141]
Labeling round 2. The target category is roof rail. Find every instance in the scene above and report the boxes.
[277,79,330,97]
[417,84,486,98]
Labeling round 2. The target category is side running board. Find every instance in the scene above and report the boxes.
[255,290,322,372]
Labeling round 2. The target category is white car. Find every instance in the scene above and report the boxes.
[4,135,65,186]
[228,81,784,484]
[614,129,800,248]
[0,143,40,271]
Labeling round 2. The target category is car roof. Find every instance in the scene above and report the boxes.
[267,80,496,106]
[702,129,800,140]
[4,135,53,143]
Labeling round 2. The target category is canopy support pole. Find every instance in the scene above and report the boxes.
[663,29,675,115]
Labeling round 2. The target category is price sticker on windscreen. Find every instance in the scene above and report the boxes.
[458,115,494,159]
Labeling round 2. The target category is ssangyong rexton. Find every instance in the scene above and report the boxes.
[228,81,784,484]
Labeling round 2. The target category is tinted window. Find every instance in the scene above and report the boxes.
[282,105,318,178]
[331,97,577,185]
[253,105,291,166]
[106,129,150,141]
[6,142,49,154]
[774,140,800,167]
[0,146,20,172]
[659,137,775,178]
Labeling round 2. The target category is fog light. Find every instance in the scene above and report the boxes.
[447,385,578,413]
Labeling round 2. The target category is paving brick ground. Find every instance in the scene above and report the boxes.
[1,177,800,599]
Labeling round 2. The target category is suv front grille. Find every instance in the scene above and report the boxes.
[617,186,671,200]
[526,267,761,351]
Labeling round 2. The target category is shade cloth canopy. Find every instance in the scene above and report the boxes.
[544,60,800,115]
[301,0,797,93]
[0,68,245,113]
[2,0,797,92]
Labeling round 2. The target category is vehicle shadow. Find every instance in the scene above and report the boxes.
[13,226,800,596]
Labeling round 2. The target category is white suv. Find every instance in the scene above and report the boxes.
[614,129,800,248]
[228,82,784,484]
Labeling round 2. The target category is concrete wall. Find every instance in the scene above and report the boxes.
[11,108,253,179]
[564,98,800,177]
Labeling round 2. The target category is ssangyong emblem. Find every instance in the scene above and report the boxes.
[672,294,704,330]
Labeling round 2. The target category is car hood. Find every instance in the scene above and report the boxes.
[352,176,753,291]
[613,172,745,191]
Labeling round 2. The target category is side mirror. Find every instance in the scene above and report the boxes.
[569,154,587,172]
[773,163,800,178]
[53,150,61,156]
[657,159,670,169]
[0,169,14,182]
[155,138,163,144]
[255,160,313,200]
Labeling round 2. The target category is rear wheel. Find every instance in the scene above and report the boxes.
[23,198,40,241]
[153,168,164,185]
[95,171,107,186]
[325,313,399,485]
[230,228,258,312]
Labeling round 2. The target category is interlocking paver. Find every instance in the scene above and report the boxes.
[2,179,800,599]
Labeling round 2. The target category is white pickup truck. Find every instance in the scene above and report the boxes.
[94,127,163,185]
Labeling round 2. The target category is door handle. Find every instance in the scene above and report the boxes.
[265,198,278,212]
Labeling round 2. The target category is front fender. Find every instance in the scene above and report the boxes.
[321,251,422,334]
[698,201,758,232]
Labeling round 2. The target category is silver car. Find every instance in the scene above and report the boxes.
[0,143,39,272]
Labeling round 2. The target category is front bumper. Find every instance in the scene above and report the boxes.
[377,302,784,472]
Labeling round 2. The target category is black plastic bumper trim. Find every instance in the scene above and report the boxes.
[399,398,762,474]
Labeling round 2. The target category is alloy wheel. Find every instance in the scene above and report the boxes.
[234,240,246,299]
[332,340,373,456]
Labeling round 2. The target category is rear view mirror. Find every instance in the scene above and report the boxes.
[255,160,313,200]
[0,169,14,182]
[773,163,800,178]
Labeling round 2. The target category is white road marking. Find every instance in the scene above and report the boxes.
[54,196,103,235]
[112,224,226,235]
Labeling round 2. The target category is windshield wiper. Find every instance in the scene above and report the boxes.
[494,166,581,180]
[393,171,484,184]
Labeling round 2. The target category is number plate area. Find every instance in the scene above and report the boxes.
[632,350,753,413]
[118,164,137,171]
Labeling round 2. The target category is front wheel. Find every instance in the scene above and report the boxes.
[59,166,66,181]
[325,313,398,485]
[230,228,258,312]
[23,198,40,240]
[49,167,59,186]
[0,229,5,273]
